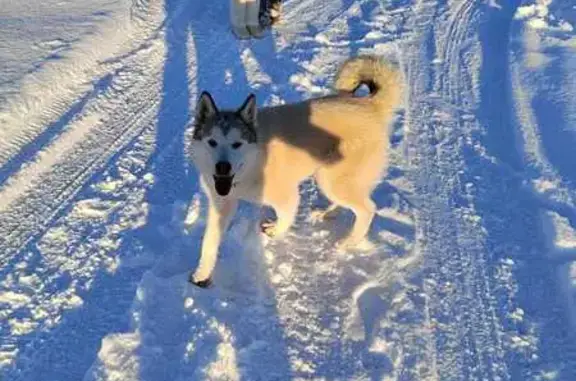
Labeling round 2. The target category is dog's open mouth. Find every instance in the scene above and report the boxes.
[213,174,234,196]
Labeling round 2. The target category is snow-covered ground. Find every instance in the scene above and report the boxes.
[1,0,575,379]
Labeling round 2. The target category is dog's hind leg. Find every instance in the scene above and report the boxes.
[190,197,238,287]
[316,171,377,249]
[336,196,376,249]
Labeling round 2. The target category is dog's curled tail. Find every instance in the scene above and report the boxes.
[334,55,403,114]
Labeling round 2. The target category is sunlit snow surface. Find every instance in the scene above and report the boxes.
[1,0,576,379]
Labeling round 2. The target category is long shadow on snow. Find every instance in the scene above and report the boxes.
[0,162,155,380]
[0,248,144,381]
[473,2,576,379]
[133,0,309,379]
[129,0,201,379]
[530,45,576,186]
[0,59,166,381]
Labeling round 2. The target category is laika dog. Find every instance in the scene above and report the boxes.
[187,55,403,287]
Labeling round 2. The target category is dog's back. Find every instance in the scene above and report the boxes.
[257,55,403,176]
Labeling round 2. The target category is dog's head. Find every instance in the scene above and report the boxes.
[188,91,260,197]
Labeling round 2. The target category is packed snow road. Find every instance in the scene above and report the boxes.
[0,0,575,380]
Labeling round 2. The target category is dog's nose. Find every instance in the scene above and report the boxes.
[215,161,232,176]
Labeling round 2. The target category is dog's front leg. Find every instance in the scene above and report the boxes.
[190,197,238,287]
[261,191,299,239]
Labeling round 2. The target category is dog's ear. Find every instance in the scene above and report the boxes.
[237,93,257,125]
[195,91,218,126]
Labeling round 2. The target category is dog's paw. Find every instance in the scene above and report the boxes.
[309,210,326,224]
[189,273,213,288]
[310,205,339,224]
[310,210,334,223]
[260,220,277,238]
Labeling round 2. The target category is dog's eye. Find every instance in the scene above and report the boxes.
[207,139,217,148]
[231,142,243,150]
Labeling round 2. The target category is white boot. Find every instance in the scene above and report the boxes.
[230,0,265,39]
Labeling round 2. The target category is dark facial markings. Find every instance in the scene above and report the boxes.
[205,139,243,149]
[193,112,257,143]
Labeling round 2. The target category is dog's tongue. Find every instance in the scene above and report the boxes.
[214,176,233,196]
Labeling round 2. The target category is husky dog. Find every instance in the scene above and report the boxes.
[187,55,403,287]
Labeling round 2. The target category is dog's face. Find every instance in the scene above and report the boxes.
[189,92,260,197]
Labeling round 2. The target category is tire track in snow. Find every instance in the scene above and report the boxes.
[0,61,165,377]
[0,0,194,268]
[474,1,576,378]
[406,0,576,379]
[439,0,478,107]
[0,0,198,374]
[0,66,161,267]
[0,0,163,171]
[439,2,510,380]
[0,73,114,188]
[0,123,160,380]
[403,0,514,379]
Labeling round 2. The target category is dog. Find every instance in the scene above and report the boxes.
[186,55,403,287]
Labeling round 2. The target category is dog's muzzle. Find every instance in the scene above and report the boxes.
[213,161,234,196]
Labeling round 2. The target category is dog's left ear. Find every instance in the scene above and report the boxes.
[237,93,257,125]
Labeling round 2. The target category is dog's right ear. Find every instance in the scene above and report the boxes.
[195,91,218,126]
[236,93,257,126]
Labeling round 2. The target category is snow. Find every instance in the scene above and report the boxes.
[1,0,576,380]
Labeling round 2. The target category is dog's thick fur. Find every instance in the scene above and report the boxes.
[187,55,403,286]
